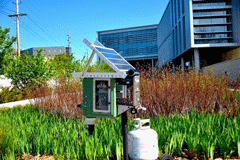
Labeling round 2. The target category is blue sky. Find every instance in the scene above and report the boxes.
[0,0,169,60]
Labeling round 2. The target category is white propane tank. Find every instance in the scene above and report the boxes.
[128,118,158,160]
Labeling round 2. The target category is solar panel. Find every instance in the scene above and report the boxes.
[95,46,135,71]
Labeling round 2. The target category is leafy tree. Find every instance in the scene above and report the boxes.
[49,53,83,79]
[94,60,115,72]
[0,27,17,74]
[4,49,53,88]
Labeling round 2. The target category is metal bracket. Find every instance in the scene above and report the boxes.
[94,40,105,47]
[118,105,131,115]
[84,118,97,125]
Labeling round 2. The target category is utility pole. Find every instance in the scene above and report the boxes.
[67,29,71,54]
[8,0,27,56]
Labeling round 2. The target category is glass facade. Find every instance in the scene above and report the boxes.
[192,1,232,7]
[97,26,158,59]
[193,0,233,44]
[170,0,186,58]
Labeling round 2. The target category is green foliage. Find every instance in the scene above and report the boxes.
[4,50,53,88]
[0,27,17,74]
[0,86,33,103]
[94,60,115,72]
[232,90,240,108]
[49,53,83,79]
[0,105,122,159]
[0,106,240,159]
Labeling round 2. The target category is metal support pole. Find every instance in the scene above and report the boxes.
[121,111,128,160]
[194,49,200,74]
[172,63,175,74]
[8,0,27,56]
[16,0,20,56]
[88,125,95,135]
[181,57,185,71]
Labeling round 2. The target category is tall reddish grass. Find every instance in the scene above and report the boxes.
[139,66,239,116]
[34,78,83,118]
[33,67,239,118]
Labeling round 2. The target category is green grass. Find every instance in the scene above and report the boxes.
[0,105,240,159]
[0,105,128,160]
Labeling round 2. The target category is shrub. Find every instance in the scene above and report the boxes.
[139,66,239,116]
[34,78,83,118]
[49,53,83,79]
[3,50,53,89]
[0,86,34,103]
[0,27,17,74]
[33,65,239,118]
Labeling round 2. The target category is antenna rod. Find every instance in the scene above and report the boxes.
[67,29,71,54]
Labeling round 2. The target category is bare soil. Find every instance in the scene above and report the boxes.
[17,154,54,160]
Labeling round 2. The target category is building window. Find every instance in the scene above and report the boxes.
[193,2,229,8]
[172,30,175,57]
[98,27,158,58]
[194,26,228,32]
[193,0,233,44]
[178,0,181,19]
[194,18,227,24]
[194,33,231,38]
[182,0,185,14]
[182,17,186,50]
[175,26,178,56]
[193,10,228,16]
[171,0,174,27]
[179,22,182,53]
[195,39,230,44]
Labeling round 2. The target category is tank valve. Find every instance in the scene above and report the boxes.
[138,103,146,111]
[131,103,146,114]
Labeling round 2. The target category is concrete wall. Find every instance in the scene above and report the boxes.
[202,57,240,82]
[0,98,35,108]
[22,46,71,56]
[0,76,57,92]
[222,47,240,61]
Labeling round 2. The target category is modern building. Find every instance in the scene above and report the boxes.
[157,0,240,74]
[97,24,158,67]
[21,46,71,56]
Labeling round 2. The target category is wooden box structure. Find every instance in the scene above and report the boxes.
[72,39,140,118]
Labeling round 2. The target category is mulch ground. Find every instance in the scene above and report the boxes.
[17,151,240,160]
[17,154,54,160]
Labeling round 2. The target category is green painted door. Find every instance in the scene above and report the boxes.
[82,78,117,118]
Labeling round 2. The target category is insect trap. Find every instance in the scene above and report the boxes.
[72,38,140,120]
[72,39,172,160]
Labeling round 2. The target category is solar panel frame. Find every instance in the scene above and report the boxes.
[72,38,135,79]
[94,46,135,72]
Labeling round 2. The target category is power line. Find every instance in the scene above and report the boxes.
[0,6,16,13]
[2,3,59,50]
[27,15,63,46]
[22,1,64,47]
[0,10,48,50]
[19,19,55,46]
[20,24,54,47]
[3,1,82,54]
[0,10,10,16]
[18,2,64,47]
[25,0,82,52]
